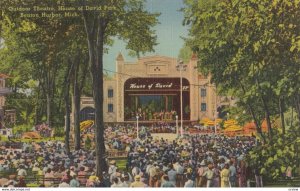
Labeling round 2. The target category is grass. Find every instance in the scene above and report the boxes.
[0,135,9,141]
[116,159,127,171]
[26,183,41,187]
[2,136,64,143]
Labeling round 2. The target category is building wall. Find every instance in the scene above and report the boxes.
[103,79,117,122]
[0,77,6,128]
[76,54,223,123]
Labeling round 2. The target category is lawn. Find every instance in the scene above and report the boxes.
[116,159,127,171]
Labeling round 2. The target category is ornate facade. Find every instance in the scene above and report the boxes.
[76,54,234,123]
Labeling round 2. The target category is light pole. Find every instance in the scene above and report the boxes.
[176,60,187,138]
[176,115,178,137]
[214,87,218,147]
[214,92,218,136]
[136,115,139,140]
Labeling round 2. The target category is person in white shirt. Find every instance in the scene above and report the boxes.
[59,179,70,187]
[148,163,158,187]
[203,163,214,187]
[120,176,131,187]
[184,174,195,187]
[17,165,27,177]
[174,160,184,187]
[108,160,117,183]
[131,165,140,177]
[111,177,123,187]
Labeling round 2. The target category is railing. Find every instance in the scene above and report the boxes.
[0,173,89,187]
[0,141,23,149]
[107,150,128,159]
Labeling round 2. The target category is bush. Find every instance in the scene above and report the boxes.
[85,136,92,150]
[53,126,65,137]
[12,124,33,135]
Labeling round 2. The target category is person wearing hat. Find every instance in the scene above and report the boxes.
[130,175,145,187]
[108,160,117,183]
[202,163,215,187]
[197,160,207,187]
[148,162,158,187]
[17,165,27,177]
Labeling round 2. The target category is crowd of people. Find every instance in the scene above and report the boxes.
[123,134,258,187]
[0,124,265,187]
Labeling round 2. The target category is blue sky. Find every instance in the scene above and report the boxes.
[103,0,189,73]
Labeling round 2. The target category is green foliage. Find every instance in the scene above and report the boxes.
[183,0,300,138]
[178,44,193,64]
[12,124,33,135]
[53,126,65,137]
[85,136,92,150]
[246,129,299,180]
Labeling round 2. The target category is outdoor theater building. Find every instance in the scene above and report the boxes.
[77,54,232,123]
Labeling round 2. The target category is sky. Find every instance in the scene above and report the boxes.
[103,0,189,74]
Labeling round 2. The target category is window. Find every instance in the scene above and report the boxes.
[201,103,207,111]
[201,88,206,97]
[108,89,113,98]
[108,104,113,112]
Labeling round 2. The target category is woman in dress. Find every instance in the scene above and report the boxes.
[220,163,230,187]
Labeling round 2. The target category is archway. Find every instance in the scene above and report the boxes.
[79,107,95,122]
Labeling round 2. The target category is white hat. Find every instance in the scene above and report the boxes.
[200,160,206,166]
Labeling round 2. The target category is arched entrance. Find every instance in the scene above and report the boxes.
[79,107,95,122]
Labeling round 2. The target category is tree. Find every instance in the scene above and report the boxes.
[1,0,74,129]
[183,0,300,140]
[79,0,159,176]
[178,44,192,63]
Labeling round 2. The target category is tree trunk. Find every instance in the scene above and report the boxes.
[239,82,265,141]
[84,29,107,177]
[279,97,285,135]
[64,85,71,155]
[261,95,272,139]
[46,93,51,128]
[64,60,75,155]
[294,95,300,122]
[247,103,262,134]
[73,80,81,150]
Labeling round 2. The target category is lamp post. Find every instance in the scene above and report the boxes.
[176,60,187,138]
[176,115,178,137]
[136,115,139,140]
[214,92,218,136]
[214,87,218,147]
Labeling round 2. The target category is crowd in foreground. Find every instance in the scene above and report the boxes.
[0,124,269,187]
